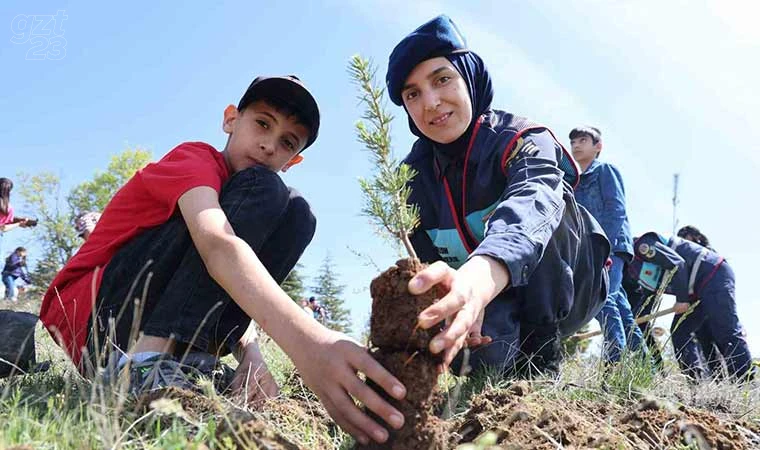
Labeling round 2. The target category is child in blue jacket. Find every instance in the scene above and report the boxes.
[570,126,645,363]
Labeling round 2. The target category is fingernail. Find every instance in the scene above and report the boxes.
[374,429,388,442]
[409,278,422,291]
[358,435,369,445]
[430,339,443,353]
[392,385,405,399]
[390,413,404,428]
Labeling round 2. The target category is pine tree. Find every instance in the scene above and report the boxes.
[312,255,352,333]
[280,263,306,303]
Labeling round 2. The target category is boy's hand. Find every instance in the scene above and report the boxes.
[409,257,508,369]
[294,329,406,446]
[231,342,279,408]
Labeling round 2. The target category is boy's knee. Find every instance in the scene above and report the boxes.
[222,166,290,211]
[285,187,317,239]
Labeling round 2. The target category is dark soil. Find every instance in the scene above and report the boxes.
[370,349,440,406]
[361,411,449,450]
[369,258,442,351]
[360,258,446,449]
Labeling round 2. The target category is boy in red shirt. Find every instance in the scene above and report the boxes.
[40,76,406,446]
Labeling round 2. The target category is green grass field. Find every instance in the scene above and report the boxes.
[1,296,758,449]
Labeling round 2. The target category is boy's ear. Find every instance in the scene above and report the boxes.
[595,140,603,154]
[281,154,304,173]
[223,104,239,134]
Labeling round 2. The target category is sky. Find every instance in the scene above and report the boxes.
[1,0,758,355]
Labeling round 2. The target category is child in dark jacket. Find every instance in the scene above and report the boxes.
[630,231,753,380]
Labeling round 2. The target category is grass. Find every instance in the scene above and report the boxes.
[0,295,758,449]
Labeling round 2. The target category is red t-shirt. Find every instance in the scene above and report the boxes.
[0,205,15,226]
[40,142,230,366]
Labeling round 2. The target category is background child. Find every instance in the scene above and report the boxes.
[630,231,754,380]
[74,211,102,241]
[2,247,30,302]
[0,178,35,257]
[570,126,645,363]
[678,225,714,250]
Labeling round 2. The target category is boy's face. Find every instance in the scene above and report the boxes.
[223,100,310,173]
[570,134,601,163]
[401,57,472,144]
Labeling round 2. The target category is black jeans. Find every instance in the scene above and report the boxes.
[85,166,315,372]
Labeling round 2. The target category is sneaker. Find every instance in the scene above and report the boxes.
[180,352,237,394]
[127,355,201,395]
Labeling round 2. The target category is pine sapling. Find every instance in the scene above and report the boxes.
[348,54,419,260]
[348,54,448,449]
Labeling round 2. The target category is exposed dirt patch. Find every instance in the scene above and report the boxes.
[118,375,759,449]
[619,401,760,450]
[132,386,224,419]
[217,412,301,450]
[216,396,336,450]
[452,383,760,449]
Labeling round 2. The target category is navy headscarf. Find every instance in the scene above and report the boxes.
[386,15,494,155]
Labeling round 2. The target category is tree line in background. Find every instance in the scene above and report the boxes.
[280,256,353,334]
[15,147,353,334]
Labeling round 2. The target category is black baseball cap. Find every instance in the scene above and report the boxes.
[569,126,601,142]
[238,75,320,151]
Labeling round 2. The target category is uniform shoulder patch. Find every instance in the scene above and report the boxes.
[638,242,656,258]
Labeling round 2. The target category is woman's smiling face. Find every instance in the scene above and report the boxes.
[401,57,472,144]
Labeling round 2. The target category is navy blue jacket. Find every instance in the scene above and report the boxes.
[406,110,610,333]
[574,159,633,259]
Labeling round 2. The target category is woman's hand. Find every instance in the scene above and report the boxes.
[409,256,509,368]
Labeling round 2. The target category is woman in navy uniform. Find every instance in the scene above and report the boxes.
[385,15,610,376]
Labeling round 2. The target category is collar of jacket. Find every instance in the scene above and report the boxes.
[432,115,485,180]
[582,158,602,175]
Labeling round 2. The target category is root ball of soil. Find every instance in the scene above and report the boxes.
[369,258,442,351]
[370,349,440,407]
